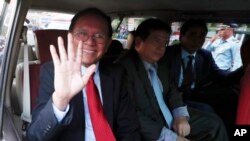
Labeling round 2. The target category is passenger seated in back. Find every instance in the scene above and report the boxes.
[118,18,229,141]
[126,30,136,49]
[164,19,244,137]
[104,39,124,63]
[106,39,123,56]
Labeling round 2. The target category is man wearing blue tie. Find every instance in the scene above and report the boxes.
[118,18,228,141]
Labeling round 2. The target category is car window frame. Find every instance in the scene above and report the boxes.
[0,0,32,139]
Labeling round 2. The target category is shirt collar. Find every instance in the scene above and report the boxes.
[226,36,235,42]
[81,62,99,76]
[142,60,157,71]
[181,48,196,59]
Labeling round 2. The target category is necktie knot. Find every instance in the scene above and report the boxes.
[149,64,157,70]
[148,63,158,73]
[87,74,95,86]
[148,65,158,86]
[187,55,194,63]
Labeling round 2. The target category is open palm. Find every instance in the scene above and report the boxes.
[50,33,95,110]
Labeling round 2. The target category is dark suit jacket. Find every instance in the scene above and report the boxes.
[164,44,243,91]
[27,60,140,141]
[118,49,229,141]
[118,49,185,141]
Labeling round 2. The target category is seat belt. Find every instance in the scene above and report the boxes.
[21,26,32,123]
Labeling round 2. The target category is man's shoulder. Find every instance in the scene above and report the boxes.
[167,43,180,50]
[116,49,139,66]
[99,59,124,75]
[165,44,181,55]
[197,48,213,58]
[227,37,240,44]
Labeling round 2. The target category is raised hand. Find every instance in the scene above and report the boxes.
[51,33,96,111]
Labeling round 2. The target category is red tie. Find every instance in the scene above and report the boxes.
[86,74,116,141]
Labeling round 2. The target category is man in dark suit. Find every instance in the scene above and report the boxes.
[118,18,228,141]
[27,8,140,141]
[164,19,243,137]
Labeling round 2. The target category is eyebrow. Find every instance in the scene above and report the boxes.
[74,29,108,35]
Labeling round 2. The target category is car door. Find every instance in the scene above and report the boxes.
[0,0,32,140]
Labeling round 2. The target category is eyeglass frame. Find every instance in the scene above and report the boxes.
[72,30,108,44]
[146,35,170,47]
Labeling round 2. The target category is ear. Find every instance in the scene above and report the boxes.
[135,36,142,48]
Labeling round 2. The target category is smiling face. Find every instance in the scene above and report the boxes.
[71,14,111,67]
[135,30,169,63]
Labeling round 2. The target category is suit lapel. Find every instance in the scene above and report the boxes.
[99,68,114,128]
[157,61,168,92]
[71,92,85,129]
[194,51,203,87]
[173,45,182,85]
[131,51,160,114]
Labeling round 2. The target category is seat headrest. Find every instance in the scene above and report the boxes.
[34,29,68,64]
[106,39,123,56]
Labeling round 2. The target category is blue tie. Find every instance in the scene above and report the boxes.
[149,65,173,127]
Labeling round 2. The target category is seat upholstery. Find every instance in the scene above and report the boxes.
[30,29,68,109]
[103,39,126,63]
[236,66,250,125]
[236,38,250,125]
[14,29,68,115]
[34,29,68,65]
[13,61,40,115]
[106,39,123,56]
[12,26,39,115]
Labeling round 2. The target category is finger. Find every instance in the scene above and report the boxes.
[58,36,68,62]
[182,125,190,137]
[76,40,83,64]
[186,126,191,136]
[179,129,184,137]
[82,64,96,85]
[67,33,75,61]
[50,45,60,66]
[182,130,186,137]
[178,128,185,137]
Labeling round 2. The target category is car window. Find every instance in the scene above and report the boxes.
[25,10,74,47]
[1,1,250,140]
[26,10,73,30]
[169,21,250,71]
[0,0,17,76]
[0,0,18,138]
[112,17,146,48]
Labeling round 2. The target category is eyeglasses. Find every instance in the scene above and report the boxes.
[73,30,107,44]
[148,36,169,47]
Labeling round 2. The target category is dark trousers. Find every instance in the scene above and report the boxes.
[185,83,239,141]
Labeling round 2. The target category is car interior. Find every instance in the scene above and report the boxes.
[1,0,250,140]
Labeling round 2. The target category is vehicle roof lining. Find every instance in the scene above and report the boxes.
[30,0,250,23]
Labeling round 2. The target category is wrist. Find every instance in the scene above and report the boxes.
[52,92,70,111]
